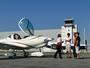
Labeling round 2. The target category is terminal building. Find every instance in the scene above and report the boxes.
[60,18,77,43]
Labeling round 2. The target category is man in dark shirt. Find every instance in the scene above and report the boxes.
[73,32,77,58]
[75,32,81,59]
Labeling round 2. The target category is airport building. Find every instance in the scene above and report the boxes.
[60,18,77,43]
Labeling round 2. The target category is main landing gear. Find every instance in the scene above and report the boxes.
[23,50,29,57]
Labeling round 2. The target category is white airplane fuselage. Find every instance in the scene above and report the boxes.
[0,18,53,57]
[0,35,51,49]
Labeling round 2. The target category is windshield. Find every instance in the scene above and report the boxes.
[18,18,34,35]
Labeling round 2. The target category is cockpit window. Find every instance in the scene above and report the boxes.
[13,33,21,39]
[8,35,11,38]
[8,33,21,40]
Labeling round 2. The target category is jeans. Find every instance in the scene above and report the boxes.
[54,48,62,58]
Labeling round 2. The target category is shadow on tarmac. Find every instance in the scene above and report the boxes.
[79,57,90,59]
[0,55,90,60]
[0,55,53,60]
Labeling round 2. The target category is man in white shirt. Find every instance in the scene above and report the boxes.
[65,33,71,58]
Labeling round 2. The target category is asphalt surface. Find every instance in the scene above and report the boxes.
[0,52,90,68]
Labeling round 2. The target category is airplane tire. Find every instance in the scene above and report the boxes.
[8,53,16,59]
[24,52,29,57]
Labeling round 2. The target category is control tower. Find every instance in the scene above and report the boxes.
[61,18,77,44]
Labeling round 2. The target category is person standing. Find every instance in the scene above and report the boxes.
[54,34,63,59]
[73,32,77,58]
[75,32,81,59]
[65,33,71,58]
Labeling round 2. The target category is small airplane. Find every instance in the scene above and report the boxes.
[0,18,53,58]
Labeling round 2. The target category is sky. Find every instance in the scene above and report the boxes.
[0,0,90,43]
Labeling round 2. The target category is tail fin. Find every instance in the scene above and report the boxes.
[18,18,34,35]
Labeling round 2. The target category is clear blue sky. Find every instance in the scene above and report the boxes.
[0,0,90,43]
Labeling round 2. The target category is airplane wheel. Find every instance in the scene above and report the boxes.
[8,53,16,59]
[24,52,29,57]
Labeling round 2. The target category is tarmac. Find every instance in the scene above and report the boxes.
[0,52,90,68]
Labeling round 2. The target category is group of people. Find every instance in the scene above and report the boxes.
[54,32,80,59]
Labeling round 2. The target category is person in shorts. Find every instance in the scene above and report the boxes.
[65,33,71,58]
[73,32,77,58]
[75,32,81,59]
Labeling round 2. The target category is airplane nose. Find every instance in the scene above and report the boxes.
[44,39,48,43]
[44,38,54,47]
[47,38,54,41]
[44,38,54,42]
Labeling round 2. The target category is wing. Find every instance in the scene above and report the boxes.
[0,36,42,50]
[0,42,29,50]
